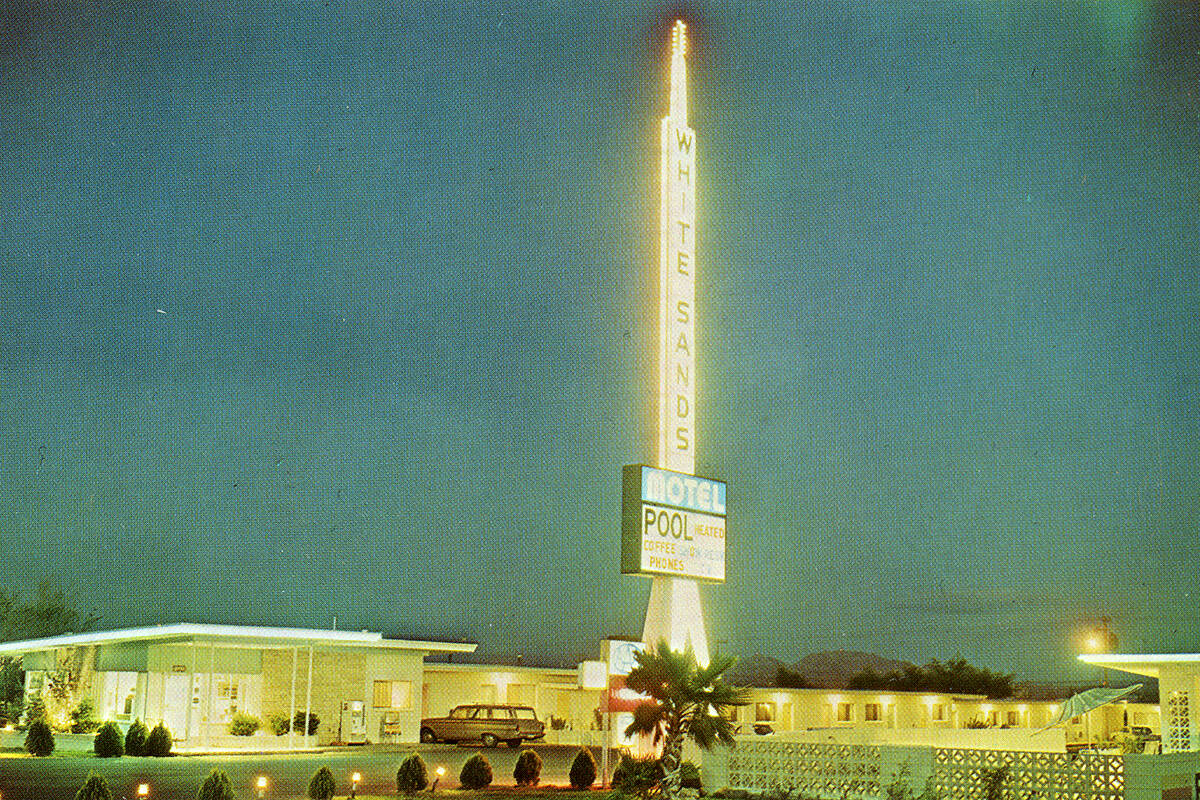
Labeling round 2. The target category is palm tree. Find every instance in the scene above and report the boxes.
[623,640,750,799]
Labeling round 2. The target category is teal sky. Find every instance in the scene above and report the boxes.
[1,1,1197,680]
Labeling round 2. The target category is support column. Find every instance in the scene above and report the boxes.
[304,646,314,747]
[206,644,215,748]
[642,576,709,665]
[288,647,298,750]
[184,638,196,748]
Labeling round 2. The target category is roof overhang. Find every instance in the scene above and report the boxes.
[1077,653,1200,679]
[0,623,477,656]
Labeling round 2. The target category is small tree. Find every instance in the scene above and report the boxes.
[293,711,320,735]
[308,766,336,800]
[513,748,542,786]
[93,720,124,757]
[569,748,597,789]
[74,772,113,800]
[197,769,235,800]
[460,752,494,789]
[145,721,172,757]
[623,641,750,800]
[71,698,101,733]
[25,718,55,756]
[981,765,1009,800]
[228,712,261,736]
[396,753,429,794]
[125,718,149,756]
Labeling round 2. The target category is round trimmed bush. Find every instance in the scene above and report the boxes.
[612,754,662,797]
[396,753,429,793]
[145,722,172,757]
[569,748,598,789]
[74,772,112,800]
[197,768,234,800]
[94,721,124,757]
[228,712,261,736]
[125,719,149,756]
[25,719,55,756]
[308,766,336,800]
[268,712,290,736]
[293,711,320,735]
[460,752,493,789]
[513,748,542,786]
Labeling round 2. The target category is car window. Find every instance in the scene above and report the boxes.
[450,707,469,719]
[469,707,484,719]
[514,708,536,719]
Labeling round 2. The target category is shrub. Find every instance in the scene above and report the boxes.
[268,712,291,736]
[197,769,235,800]
[396,753,429,794]
[25,694,48,724]
[460,752,494,789]
[145,722,172,757]
[71,698,101,734]
[308,766,336,800]
[513,748,542,786]
[569,748,597,789]
[549,715,567,730]
[228,712,261,736]
[25,718,55,756]
[612,754,663,800]
[125,719,149,756]
[94,721,124,757]
[74,772,112,800]
[680,760,702,790]
[293,711,320,735]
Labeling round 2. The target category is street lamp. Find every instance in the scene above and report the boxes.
[1083,616,1117,686]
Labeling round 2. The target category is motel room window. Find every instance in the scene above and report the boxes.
[372,680,413,710]
[837,703,853,722]
[864,703,881,722]
[931,704,945,721]
[755,702,776,723]
[1006,711,1019,727]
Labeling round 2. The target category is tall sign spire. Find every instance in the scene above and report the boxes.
[641,19,710,666]
[659,19,696,475]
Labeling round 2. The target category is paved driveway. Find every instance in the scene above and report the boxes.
[0,743,592,800]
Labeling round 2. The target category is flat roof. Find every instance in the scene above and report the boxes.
[0,623,477,655]
[1077,653,1200,679]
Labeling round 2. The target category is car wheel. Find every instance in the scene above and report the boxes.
[481,733,499,748]
[507,739,522,748]
[420,727,436,744]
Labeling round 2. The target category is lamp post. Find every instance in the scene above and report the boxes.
[350,771,361,799]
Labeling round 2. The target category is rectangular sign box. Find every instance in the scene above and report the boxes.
[622,464,726,583]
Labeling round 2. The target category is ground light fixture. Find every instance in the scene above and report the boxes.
[137,784,150,798]
[255,775,269,799]
[433,765,446,792]
[350,771,361,799]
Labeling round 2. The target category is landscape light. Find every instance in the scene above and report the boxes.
[256,776,269,799]
[351,770,361,799]
[137,785,150,798]
[436,767,446,777]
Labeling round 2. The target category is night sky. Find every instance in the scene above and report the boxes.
[2,2,1198,681]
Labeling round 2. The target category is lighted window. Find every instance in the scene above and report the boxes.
[837,703,853,722]
[1006,711,1019,727]
[864,703,881,722]
[755,702,775,722]
[931,704,945,721]
[372,680,413,710]
[988,711,1000,726]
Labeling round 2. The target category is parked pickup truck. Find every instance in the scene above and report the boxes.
[420,704,546,748]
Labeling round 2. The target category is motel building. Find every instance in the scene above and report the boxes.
[0,621,1166,755]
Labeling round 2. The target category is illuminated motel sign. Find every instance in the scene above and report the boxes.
[622,464,726,582]
[660,21,697,475]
